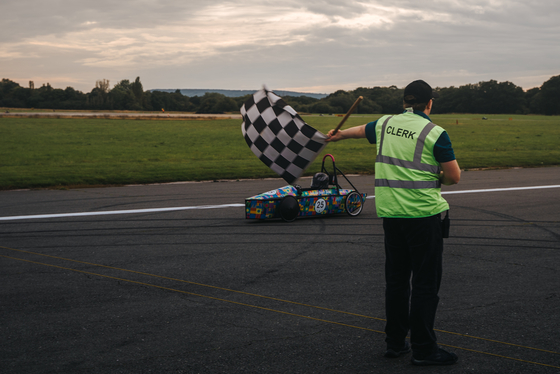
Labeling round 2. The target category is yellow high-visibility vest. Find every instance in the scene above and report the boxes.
[374,110,449,218]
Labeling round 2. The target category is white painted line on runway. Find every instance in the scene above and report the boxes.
[363,184,560,199]
[1,185,559,221]
[441,185,560,195]
[0,204,245,221]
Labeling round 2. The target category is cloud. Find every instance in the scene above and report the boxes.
[1,0,559,92]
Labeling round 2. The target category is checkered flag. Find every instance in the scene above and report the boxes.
[241,87,327,184]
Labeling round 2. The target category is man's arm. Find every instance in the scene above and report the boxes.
[326,124,367,142]
[440,160,461,185]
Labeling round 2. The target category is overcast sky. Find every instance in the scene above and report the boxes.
[2,0,559,93]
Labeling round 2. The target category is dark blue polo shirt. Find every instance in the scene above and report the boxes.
[364,110,456,163]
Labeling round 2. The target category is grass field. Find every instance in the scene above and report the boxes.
[0,114,558,189]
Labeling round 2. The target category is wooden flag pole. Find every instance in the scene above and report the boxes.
[332,96,363,135]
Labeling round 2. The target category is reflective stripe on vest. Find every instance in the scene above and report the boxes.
[375,179,441,189]
[375,115,441,189]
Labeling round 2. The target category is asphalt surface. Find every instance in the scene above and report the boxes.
[1,167,559,373]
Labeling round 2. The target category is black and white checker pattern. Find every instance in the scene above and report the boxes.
[241,88,327,184]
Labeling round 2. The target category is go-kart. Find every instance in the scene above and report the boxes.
[245,154,366,222]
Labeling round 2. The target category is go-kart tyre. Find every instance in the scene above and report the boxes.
[278,195,300,222]
[345,191,363,216]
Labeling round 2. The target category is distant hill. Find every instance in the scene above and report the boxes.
[151,88,328,99]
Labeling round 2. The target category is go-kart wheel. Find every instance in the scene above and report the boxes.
[345,191,363,216]
[278,195,300,222]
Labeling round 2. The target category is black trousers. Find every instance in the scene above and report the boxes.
[383,214,443,357]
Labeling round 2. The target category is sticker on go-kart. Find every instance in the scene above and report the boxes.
[315,198,327,213]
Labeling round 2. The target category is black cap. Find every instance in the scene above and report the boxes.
[403,80,439,104]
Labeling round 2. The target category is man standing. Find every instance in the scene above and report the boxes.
[326,80,461,366]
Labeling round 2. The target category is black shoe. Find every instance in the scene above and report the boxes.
[411,347,458,366]
[385,341,411,358]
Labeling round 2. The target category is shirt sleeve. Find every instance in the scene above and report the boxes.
[365,120,378,144]
[434,131,456,163]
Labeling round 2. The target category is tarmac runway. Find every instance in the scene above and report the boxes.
[1,167,559,373]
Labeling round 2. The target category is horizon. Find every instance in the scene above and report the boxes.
[4,78,548,96]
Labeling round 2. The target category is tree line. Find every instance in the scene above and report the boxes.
[1,75,559,115]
